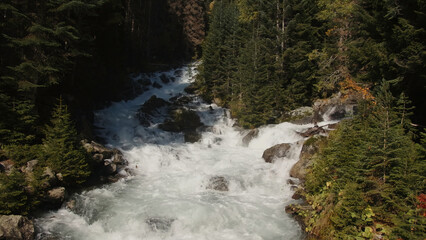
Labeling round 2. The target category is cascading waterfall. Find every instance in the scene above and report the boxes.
[35,65,325,240]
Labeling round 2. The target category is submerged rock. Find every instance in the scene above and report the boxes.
[242,129,259,147]
[0,215,35,240]
[184,131,201,143]
[207,176,229,191]
[262,143,292,163]
[146,217,175,231]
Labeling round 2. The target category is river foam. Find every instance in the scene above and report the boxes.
[35,65,315,240]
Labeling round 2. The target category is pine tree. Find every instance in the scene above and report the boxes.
[305,81,425,238]
[42,98,90,186]
[0,170,31,215]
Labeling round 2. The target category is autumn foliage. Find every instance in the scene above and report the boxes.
[339,77,375,102]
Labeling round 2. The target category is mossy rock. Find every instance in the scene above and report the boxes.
[290,135,326,180]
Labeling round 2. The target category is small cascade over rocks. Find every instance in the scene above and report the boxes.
[34,64,335,240]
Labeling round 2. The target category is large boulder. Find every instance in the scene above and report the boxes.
[290,135,325,181]
[262,143,292,163]
[242,129,259,147]
[0,215,35,240]
[207,176,229,191]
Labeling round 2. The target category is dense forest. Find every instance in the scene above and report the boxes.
[0,0,425,239]
[197,0,426,129]
[0,0,207,215]
[198,0,425,239]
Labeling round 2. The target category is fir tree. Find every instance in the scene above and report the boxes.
[0,170,31,215]
[42,98,90,186]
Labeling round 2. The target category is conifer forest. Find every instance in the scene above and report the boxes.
[0,1,425,239]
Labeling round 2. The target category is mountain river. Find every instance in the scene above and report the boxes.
[35,65,330,240]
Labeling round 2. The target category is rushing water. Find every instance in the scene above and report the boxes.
[35,65,321,240]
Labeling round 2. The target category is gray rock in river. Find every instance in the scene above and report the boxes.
[137,95,171,127]
[242,129,259,146]
[159,108,204,135]
[207,176,229,191]
[262,143,292,163]
[146,217,175,231]
[0,215,35,240]
[81,140,128,183]
[298,126,327,138]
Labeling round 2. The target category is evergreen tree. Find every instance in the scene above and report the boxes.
[0,170,31,215]
[305,81,425,239]
[42,99,90,186]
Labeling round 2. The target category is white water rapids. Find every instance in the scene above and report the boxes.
[35,65,325,240]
